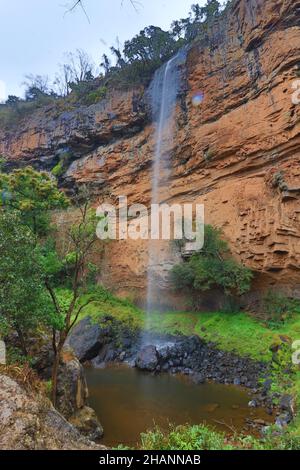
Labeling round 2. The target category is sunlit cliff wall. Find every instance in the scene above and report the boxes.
[1,0,300,308]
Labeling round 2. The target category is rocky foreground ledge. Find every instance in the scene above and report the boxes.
[0,373,107,450]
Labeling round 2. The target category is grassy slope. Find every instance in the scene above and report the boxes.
[76,288,300,363]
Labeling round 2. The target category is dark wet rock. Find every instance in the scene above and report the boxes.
[262,378,272,395]
[275,413,292,428]
[91,357,106,369]
[191,373,206,385]
[119,351,126,361]
[248,400,258,408]
[33,344,55,379]
[279,394,295,415]
[66,317,104,362]
[135,345,159,371]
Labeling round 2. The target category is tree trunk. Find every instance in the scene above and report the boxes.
[51,350,60,407]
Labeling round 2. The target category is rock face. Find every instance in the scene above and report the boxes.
[135,345,159,371]
[0,374,106,450]
[56,349,90,419]
[68,406,104,441]
[1,0,299,307]
[66,316,104,362]
[33,344,103,442]
[67,316,140,365]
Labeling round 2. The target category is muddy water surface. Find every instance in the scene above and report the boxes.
[85,364,272,447]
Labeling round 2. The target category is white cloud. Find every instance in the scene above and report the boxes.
[0,80,7,102]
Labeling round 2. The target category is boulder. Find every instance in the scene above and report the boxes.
[191,373,206,385]
[68,406,104,441]
[56,348,89,419]
[279,394,295,415]
[135,345,159,371]
[0,373,106,450]
[66,316,104,362]
[275,413,292,428]
[248,400,258,408]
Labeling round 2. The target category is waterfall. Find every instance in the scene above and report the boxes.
[145,50,186,333]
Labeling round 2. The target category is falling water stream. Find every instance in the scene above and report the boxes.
[145,51,186,329]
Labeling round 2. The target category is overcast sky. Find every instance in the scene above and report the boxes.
[0,0,206,100]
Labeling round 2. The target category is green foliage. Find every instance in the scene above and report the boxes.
[171,225,253,297]
[140,424,233,450]
[45,379,53,399]
[6,346,34,366]
[0,167,69,235]
[124,26,177,65]
[51,150,73,178]
[272,171,288,192]
[139,423,300,450]
[35,238,64,283]
[83,86,107,106]
[51,161,64,178]
[263,290,300,327]
[0,211,52,341]
[0,155,7,171]
[69,282,300,364]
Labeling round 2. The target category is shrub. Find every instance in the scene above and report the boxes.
[140,424,234,450]
[83,86,107,105]
[139,423,300,450]
[262,290,300,327]
[51,151,73,177]
[171,225,253,298]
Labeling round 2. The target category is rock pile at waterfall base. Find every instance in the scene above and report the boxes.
[0,373,106,450]
[68,317,267,391]
[135,337,266,390]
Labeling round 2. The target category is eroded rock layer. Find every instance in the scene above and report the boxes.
[1,0,300,306]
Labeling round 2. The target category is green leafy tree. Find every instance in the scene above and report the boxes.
[124,26,177,65]
[42,192,102,405]
[0,167,69,235]
[171,225,253,301]
[5,95,21,106]
[202,0,221,20]
[0,211,51,355]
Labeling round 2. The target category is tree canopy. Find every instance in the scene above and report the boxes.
[0,211,52,354]
[0,167,69,235]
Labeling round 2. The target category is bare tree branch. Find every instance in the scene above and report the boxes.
[122,0,142,13]
[65,0,90,23]
[67,0,141,20]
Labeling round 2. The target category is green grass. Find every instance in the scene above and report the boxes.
[75,287,300,363]
[138,423,300,450]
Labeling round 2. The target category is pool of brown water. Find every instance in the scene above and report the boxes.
[85,364,272,448]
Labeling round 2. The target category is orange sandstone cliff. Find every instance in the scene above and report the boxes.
[1,0,300,308]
